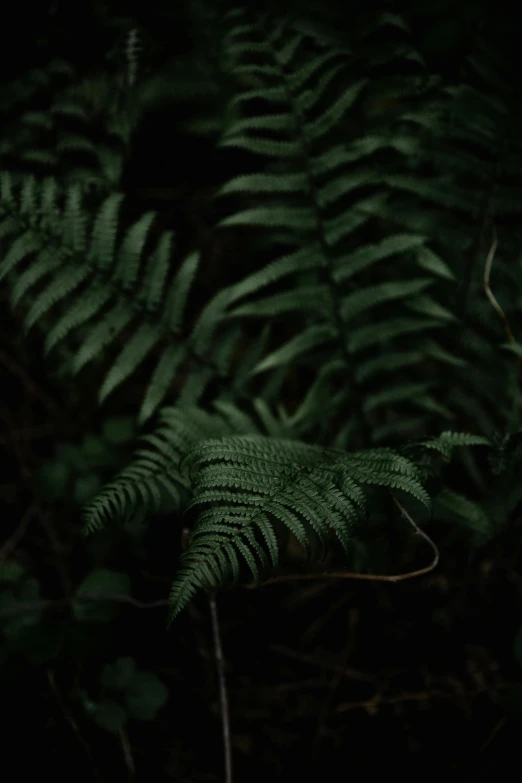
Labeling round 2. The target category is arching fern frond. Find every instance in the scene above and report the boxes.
[82,405,238,534]
[0,172,241,424]
[213,7,464,448]
[168,435,430,619]
[0,60,134,190]
[82,399,294,535]
[435,488,495,545]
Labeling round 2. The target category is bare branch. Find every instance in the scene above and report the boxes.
[483,227,516,344]
[0,591,169,620]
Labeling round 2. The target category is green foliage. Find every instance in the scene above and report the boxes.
[0,560,55,664]
[169,437,429,618]
[2,2,522,624]
[0,563,134,665]
[0,173,245,426]
[81,656,169,731]
[38,416,135,504]
[73,568,131,623]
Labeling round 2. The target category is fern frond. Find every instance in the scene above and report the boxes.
[413,431,491,461]
[82,400,289,535]
[0,173,242,424]
[435,488,494,544]
[214,8,465,446]
[168,436,429,619]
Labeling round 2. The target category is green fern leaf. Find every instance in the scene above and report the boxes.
[168,436,429,619]
[83,404,263,535]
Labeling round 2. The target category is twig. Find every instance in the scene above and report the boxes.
[270,644,375,683]
[336,688,447,713]
[0,591,169,620]
[313,614,359,757]
[0,501,39,562]
[208,591,233,783]
[247,495,439,589]
[481,715,507,752]
[483,227,516,344]
[337,679,509,715]
[119,727,136,779]
[482,226,522,409]
[47,669,100,779]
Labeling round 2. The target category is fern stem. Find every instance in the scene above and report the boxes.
[208,591,233,783]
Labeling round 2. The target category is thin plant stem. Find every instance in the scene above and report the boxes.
[208,591,233,783]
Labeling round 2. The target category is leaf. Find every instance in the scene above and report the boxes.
[74,474,103,505]
[0,560,26,583]
[100,657,137,691]
[91,698,128,732]
[124,670,169,720]
[435,489,493,543]
[38,459,71,501]
[82,434,109,460]
[15,624,63,664]
[74,568,131,623]
[102,417,135,445]
[169,436,429,619]
[501,342,522,358]
[0,576,42,637]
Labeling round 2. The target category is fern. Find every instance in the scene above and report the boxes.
[2,3,522,624]
[168,436,429,619]
[83,402,263,534]
[435,488,495,545]
[211,8,469,450]
[404,430,492,468]
[0,172,247,424]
